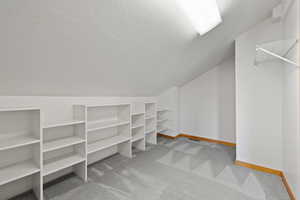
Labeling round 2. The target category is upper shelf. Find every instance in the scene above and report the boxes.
[0,107,40,112]
[157,108,170,112]
[76,103,130,108]
[87,119,130,132]
[0,136,40,151]
[0,160,40,185]
[44,120,85,129]
[255,39,299,67]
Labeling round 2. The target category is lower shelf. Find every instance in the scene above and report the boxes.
[88,136,130,154]
[43,154,85,176]
[132,136,145,142]
[43,137,85,153]
[0,136,40,151]
[0,161,40,186]
[145,129,156,135]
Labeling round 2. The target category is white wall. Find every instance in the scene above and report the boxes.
[235,18,283,170]
[157,87,180,137]
[0,96,156,125]
[179,57,236,143]
[282,0,300,198]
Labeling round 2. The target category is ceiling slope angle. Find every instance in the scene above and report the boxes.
[0,0,281,96]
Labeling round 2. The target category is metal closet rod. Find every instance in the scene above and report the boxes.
[256,41,299,67]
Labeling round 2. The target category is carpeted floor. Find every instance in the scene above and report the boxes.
[12,137,289,200]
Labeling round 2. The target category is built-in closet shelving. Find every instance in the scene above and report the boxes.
[145,103,157,145]
[157,108,170,133]
[0,107,42,200]
[80,104,132,165]
[42,107,87,183]
[0,102,159,199]
[131,103,146,151]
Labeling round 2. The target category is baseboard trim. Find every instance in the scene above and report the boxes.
[158,133,295,199]
[157,133,236,147]
[178,134,236,147]
[281,173,297,200]
[157,133,177,139]
[235,160,282,176]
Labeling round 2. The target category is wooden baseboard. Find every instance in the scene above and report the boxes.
[178,134,236,147]
[157,133,177,139]
[158,133,295,199]
[235,161,296,200]
[158,133,236,147]
[235,160,282,176]
[281,173,297,200]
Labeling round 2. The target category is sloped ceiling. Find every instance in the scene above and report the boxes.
[0,0,280,96]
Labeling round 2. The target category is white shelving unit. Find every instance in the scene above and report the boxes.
[157,107,175,136]
[78,104,132,165]
[0,103,158,199]
[145,103,157,145]
[157,108,169,134]
[0,107,42,200]
[43,107,87,185]
[131,102,146,151]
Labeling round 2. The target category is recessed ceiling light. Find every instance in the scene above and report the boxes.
[177,0,222,35]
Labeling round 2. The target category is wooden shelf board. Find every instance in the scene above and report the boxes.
[0,136,40,151]
[145,116,155,120]
[88,136,130,154]
[158,128,168,133]
[131,124,144,129]
[44,120,85,129]
[76,103,130,108]
[87,120,130,132]
[132,136,145,142]
[43,137,85,153]
[157,119,168,123]
[157,109,169,112]
[43,154,85,176]
[131,112,145,116]
[145,129,156,135]
[0,161,40,186]
[0,107,40,112]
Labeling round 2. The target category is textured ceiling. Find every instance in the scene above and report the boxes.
[0,0,280,96]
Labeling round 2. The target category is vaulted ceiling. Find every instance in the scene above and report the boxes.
[0,0,280,96]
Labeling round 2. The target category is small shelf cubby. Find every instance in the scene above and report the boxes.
[131,102,146,151]
[42,107,87,184]
[145,103,157,145]
[157,108,170,133]
[81,104,132,165]
[0,107,42,200]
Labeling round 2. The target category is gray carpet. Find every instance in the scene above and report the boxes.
[12,137,289,200]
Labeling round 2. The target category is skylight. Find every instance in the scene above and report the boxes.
[177,0,222,35]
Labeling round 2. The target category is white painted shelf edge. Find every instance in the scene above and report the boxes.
[131,112,145,116]
[87,120,130,132]
[157,109,169,112]
[0,161,40,186]
[145,129,156,135]
[0,136,40,151]
[76,103,131,108]
[145,116,155,120]
[43,120,85,129]
[88,136,130,154]
[131,124,144,129]
[157,119,168,123]
[132,136,145,142]
[158,128,168,133]
[0,107,40,112]
[43,154,85,176]
[43,137,86,153]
